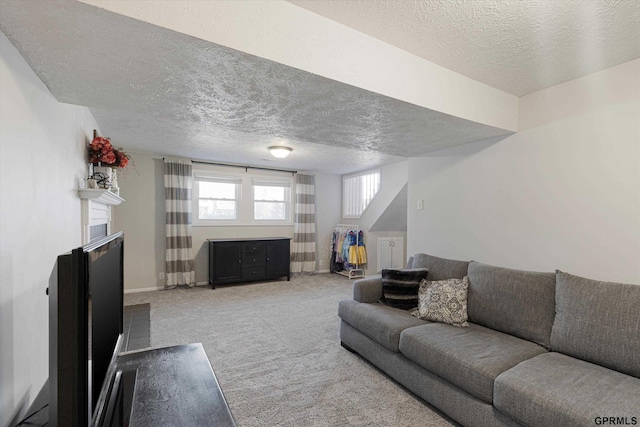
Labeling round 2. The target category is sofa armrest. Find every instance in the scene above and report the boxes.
[353,275,383,303]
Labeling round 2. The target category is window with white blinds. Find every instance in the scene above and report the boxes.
[342,170,380,218]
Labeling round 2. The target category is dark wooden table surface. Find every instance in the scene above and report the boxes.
[117,343,236,427]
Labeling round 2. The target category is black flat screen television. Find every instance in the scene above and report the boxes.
[49,232,124,427]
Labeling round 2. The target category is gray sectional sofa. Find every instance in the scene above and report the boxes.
[338,253,640,427]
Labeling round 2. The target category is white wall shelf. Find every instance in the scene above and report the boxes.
[78,188,124,206]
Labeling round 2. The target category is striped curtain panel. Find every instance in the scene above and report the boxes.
[290,173,317,275]
[164,158,195,288]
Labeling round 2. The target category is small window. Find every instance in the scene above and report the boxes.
[194,176,241,223]
[252,179,291,221]
[343,170,380,218]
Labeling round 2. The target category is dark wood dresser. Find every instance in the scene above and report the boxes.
[208,237,291,288]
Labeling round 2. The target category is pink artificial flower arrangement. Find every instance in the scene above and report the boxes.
[88,136,131,168]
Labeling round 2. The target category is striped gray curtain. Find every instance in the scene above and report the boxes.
[164,158,195,288]
[290,173,317,275]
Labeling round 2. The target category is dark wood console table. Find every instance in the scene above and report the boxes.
[115,343,236,426]
[19,344,236,427]
[208,237,291,288]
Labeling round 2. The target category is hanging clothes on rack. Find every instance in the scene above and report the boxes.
[330,228,345,272]
[347,230,367,265]
[330,224,367,278]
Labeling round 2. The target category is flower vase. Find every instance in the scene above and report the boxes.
[110,169,120,195]
[93,165,112,189]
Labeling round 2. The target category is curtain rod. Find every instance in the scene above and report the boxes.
[163,158,297,175]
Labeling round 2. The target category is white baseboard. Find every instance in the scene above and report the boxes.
[125,281,210,293]
[316,269,330,274]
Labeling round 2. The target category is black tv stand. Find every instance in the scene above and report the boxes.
[99,368,137,426]
[114,343,236,426]
[24,343,236,426]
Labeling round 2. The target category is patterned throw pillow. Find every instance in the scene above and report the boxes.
[380,268,429,310]
[412,277,469,327]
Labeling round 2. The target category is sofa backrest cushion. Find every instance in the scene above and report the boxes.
[406,256,414,269]
[551,271,640,378]
[467,262,556,349]
[380,268,429,310]
[411,253,469,281]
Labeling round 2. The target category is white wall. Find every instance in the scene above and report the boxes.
[313,172,343,273]
[113,152,342,291]
[407,59,640,284]
[0,32,100,426]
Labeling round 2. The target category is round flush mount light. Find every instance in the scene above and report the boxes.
[268,146,293,159]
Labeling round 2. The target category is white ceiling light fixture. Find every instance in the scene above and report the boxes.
[268,146,293,159]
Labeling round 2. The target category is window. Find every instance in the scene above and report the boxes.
[195,176,241,222]
[342,170,380,218]
[193,169,292,226]
[252,179,291,221]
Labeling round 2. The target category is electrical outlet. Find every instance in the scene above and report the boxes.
[417,199,424,210]
[319,259,324,266]
[159,272,165,280]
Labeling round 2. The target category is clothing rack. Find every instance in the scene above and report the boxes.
[332,223,365,279]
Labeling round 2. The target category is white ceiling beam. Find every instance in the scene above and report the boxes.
[79,0,518,132]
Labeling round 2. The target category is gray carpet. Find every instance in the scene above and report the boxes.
[124,274,457,427]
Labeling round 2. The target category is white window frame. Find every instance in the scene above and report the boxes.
[342,169,381,219]
[192,168,293,226]
[251,178,292,223]
[193,174,242,225]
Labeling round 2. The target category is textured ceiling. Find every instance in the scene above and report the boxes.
[288,0,640,96]
[4,1,636,175]
[0,0,514,174]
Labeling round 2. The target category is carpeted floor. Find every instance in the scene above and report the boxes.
[124,274,457,427]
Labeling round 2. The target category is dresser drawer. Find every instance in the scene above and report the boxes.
[242,266,265,280]
[242,243,265,254]
[242,254,265,267]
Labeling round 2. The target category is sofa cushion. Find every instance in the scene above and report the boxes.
[399,322,547,403]
[338,299,428,352]
[412,277,469,327]
[467,261,556,349]
[380,268,429,310]
[494,352,640,427]
[411,253,469,280]
[551,271,640,378]
[406,256,414,268]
